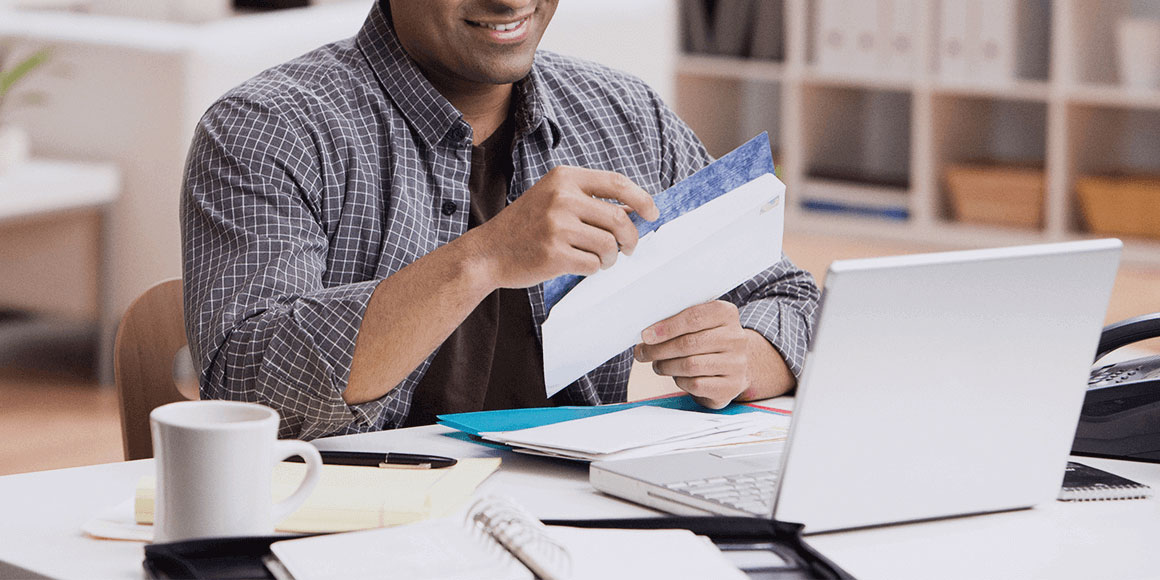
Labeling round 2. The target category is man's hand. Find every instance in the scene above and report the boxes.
[464,166,659,289]
[634,301,796,409]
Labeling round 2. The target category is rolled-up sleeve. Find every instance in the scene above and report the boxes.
[181,97,394,439]
[722,259,820,379]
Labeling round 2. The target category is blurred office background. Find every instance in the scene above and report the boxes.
[0,0,1158,474]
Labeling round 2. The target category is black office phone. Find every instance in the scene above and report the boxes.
[1072,312,1160,462]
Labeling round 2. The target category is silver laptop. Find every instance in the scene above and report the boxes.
[591,239,1122,533]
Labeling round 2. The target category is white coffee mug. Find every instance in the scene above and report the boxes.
[150,401,323,543]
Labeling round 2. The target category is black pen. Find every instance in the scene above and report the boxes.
[286,451,458,469]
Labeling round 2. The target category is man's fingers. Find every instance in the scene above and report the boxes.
[574,196,641,255]
[674,376,734,410]
[642,301,739,344]
[652,352,737,378]
[568,225,620,270]
[634,326,735,362]
[571,168,659,222]
[561,245,602,276]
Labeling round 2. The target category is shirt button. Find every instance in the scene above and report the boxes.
[441,200,458,216]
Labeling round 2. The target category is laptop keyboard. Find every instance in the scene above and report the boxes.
[663,469,780,515]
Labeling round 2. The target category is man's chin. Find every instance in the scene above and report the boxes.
[487,70,534,85]
[466,56,537,86]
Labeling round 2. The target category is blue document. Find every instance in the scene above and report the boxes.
[542,133,776,314]
[437,394,787,437]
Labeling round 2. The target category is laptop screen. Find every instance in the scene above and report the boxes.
[773,239,1121,532]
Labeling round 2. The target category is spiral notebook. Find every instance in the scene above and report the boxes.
[267,496,745,580]
[1058,462,1153,502]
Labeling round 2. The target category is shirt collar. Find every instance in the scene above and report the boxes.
[356,1,562,150]
[356,2,463,149]
[515,58,563,149]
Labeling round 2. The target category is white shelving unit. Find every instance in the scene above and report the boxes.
[674,0,1160,265]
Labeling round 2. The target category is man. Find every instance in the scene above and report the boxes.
[182,0,819,440]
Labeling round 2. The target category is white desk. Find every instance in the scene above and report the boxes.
[2,418,1159,580]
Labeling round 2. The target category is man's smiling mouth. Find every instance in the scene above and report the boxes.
[467,17,529,32]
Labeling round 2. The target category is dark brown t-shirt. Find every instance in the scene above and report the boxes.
[403,123,554,426]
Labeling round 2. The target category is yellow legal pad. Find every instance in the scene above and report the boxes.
[134,457,501,533]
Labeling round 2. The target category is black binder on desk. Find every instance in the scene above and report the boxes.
[143,517,854,580]
[143,535,313,580]
[543,516,855,580]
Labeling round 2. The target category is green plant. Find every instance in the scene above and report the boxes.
[0,46,51,121]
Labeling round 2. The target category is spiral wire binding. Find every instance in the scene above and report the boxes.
[1062,484,1152,501]
[466,496,572,580]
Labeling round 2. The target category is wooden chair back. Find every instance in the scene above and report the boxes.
[114,278,197,460]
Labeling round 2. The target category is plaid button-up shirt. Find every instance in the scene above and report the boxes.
[181,2,820,439]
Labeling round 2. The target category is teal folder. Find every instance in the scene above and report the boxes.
[437,394,789,436]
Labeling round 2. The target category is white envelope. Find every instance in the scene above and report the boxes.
[542,172,786,395]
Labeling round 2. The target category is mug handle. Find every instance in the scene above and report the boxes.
[271,440,323,525]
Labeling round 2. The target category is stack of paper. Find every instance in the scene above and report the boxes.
[479,406,789,462]
[438,393,790,437]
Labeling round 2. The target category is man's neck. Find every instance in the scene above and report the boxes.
[427,73,514,145]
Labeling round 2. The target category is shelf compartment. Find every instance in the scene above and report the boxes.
[802,86,912,191]
[806,0,928,82]
[931,94,1047,230]
[1067,104,1160,177]
[676,75,782,159]
[679,0,786,62]
[945,164,1045,229]
[1068,0,1160,88]
[1066,103,1160,235]
[1077,175,1160,240]
[936,0,1053,83]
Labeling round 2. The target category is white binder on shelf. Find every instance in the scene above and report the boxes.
[881,0,920,79]
[845,0,881,75]
[938,0,970,81]
[814,0,852,74]
[972,0,1017,83]
[816,0,880,76]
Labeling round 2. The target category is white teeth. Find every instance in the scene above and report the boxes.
[478,19,526,32]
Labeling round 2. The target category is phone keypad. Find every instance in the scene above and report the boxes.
[1089,358,1160,386]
